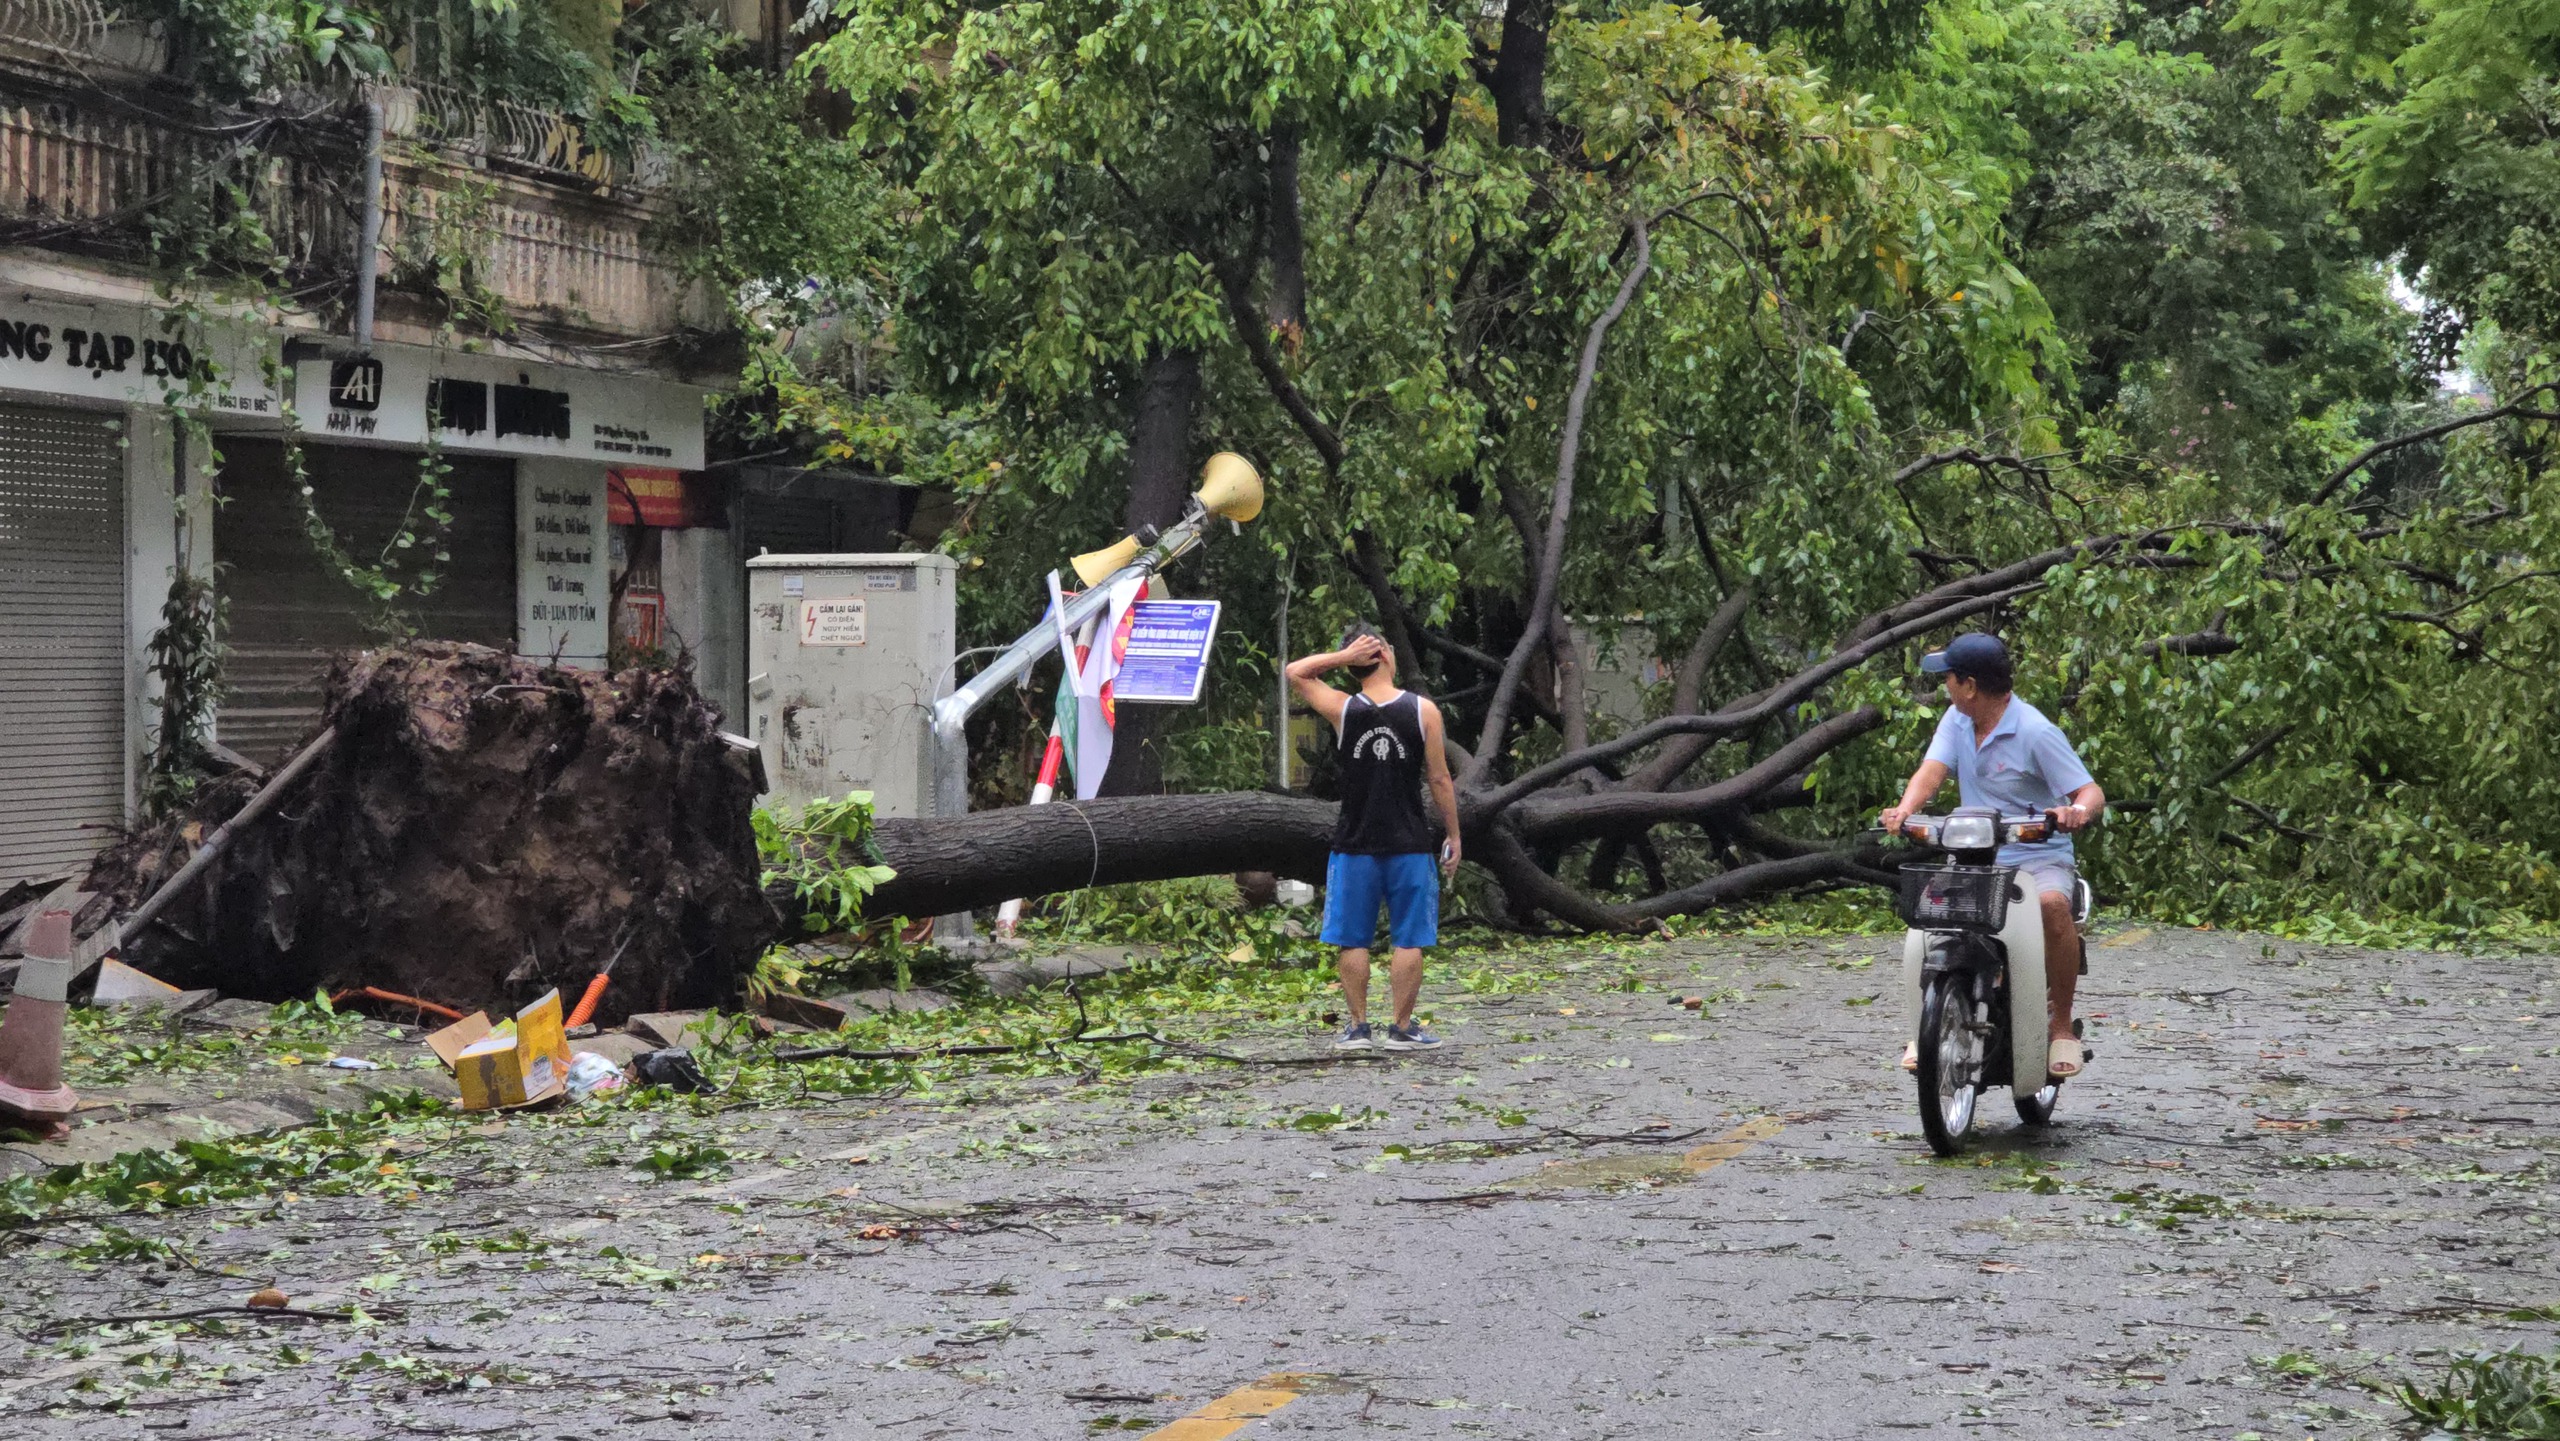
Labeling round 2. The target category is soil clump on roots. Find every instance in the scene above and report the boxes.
[86,642,775,1020]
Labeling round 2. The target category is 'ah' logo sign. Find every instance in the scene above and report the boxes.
[329,357,383,411]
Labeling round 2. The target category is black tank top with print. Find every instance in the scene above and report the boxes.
[1332,691,1436,855]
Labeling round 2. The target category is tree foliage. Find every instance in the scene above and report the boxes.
[662,0,2560,932]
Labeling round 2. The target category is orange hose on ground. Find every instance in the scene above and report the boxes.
[565,971,611,1030]
[330,987,467,1022]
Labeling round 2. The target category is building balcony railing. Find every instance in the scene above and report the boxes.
[0,48,708,348]
[388,81,668,192]
[0,0,111,55]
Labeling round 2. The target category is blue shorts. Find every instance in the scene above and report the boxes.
[1319,851,1441,950]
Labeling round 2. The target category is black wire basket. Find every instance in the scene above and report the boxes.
[1894,864,2014,933]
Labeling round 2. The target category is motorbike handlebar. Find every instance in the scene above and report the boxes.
[1876,809,2069,846]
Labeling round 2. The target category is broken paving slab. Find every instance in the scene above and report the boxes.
[116,987,220,1016]
[573,1031,653,1069]
[974,944,1155,998]
[90,958,219,1015]
[826,988,954,1014]
[0,1091,324,1181]
[757,990,852,1032]
[186,998,286,1032]
[624,1011,805,1049]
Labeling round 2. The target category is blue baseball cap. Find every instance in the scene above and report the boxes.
[1920,632,2010,678]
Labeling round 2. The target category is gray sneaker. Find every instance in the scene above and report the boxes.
[1382,1023,1443,1052]
[1333,1022,1376,1051]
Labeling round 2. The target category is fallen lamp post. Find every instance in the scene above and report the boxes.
[924,454,1266,941]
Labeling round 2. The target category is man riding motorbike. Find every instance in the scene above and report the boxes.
[1877,633,2106,1080]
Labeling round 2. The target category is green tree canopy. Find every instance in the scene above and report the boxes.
[658,0,2560,934]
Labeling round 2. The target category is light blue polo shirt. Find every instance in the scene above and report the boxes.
[1923,696,2094,866]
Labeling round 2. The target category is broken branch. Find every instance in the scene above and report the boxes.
[1467,218,1654,782]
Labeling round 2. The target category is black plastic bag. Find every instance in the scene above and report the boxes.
[633,1046,713,1093]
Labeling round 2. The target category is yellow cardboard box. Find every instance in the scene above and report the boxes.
[453,990,572,1110]
[516,988,569,1076]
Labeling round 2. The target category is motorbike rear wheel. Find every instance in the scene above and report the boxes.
[1915,971,1981,1157]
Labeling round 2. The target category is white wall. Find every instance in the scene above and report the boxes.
[661,524,746,725]
[121,406,179,818]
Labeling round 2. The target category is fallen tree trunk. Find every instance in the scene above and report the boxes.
[853,792,1337,921]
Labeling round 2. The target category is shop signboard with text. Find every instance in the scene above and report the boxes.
[518,460,610,668]
[605,466,724,528]
[293,348,706,469]
[0,296,275,415]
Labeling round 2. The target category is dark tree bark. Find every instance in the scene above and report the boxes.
[1265,123,1307,343]
[1121,347,1202,536]
[854,793,1334,921]
[1490,0,1554,150]
[1102,347,1203,796]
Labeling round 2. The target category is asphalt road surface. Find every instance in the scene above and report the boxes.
[5,924,2555,1438]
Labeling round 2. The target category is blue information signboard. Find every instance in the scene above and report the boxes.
[1111,600,1222,704]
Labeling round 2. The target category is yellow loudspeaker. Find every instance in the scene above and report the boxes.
[1195,451,1265,523]
[1071,534,1142,588]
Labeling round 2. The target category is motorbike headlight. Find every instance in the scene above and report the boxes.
[1938,814,1997,851]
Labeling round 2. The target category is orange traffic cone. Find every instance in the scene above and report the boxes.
[0,908,78,1138]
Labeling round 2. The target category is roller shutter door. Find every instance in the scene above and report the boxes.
[215,440,518,760]
[0,402,126,884]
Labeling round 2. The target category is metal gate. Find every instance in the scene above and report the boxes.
[0,400,126,884]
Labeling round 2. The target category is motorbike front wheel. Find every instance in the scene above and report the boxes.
[1915,971,1982,1157]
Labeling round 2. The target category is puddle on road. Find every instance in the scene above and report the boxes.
[1494,1117,1784,1194]
[1498,1152,1690,1192]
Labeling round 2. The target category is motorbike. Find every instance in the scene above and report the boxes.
[1886,808,2093,1156]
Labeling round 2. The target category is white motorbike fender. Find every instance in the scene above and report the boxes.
[1903,876,2049,1099]
[1901,928,1926,1039]
[1999,874,2049,1099]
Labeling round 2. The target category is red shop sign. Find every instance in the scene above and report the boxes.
[606,467,719,527]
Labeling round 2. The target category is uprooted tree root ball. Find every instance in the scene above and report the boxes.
[88,642,777,1019]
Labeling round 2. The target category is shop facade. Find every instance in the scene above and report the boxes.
[0,283,722,882]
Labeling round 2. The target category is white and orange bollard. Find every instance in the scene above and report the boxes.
[0,908,80,1139]
[992,733,1067,939]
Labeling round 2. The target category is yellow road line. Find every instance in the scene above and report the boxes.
[1140,1373,1325,1440]
[1680,1115,1784,1173]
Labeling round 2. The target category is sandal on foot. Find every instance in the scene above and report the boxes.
[1899,1043,1919,1072]
[2047,1036,2083,1079]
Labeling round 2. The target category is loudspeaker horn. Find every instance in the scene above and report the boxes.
[1070,534,1143,588]
[1194,452,1265,524]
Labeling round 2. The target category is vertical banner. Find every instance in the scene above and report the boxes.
[518,461,609,667]
[1070,577,1144,799]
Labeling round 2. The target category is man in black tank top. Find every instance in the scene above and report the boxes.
[1284,624,1463,1051]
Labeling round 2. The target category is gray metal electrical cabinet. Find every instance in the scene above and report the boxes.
[745,553,957,817]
